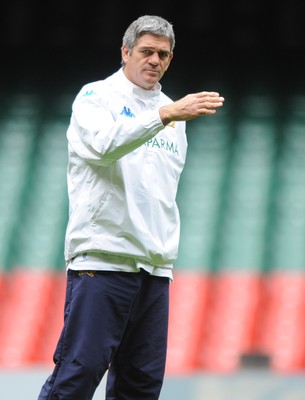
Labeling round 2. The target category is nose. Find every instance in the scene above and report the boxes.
[148,52,160,64]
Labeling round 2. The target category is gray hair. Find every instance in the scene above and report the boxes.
[121,15,175,66]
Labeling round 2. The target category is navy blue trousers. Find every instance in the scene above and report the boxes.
[37,269,169,400]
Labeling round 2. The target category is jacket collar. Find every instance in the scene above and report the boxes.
[117,68,162,104]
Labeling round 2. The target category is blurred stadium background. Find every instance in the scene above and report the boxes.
[1,1,305,399]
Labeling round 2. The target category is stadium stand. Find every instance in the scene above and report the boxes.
[197,272,263,372]
[253,272,305,372]
[215,95,278,273]
[0,94,39,269]
[1,92,305,375]
[0,269,54,367]
[175,106,231,271]
[9,95,72,270]
[266,95,305,270]
[166,271,211,374]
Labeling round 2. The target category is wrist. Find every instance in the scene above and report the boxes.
[159,106,173,126]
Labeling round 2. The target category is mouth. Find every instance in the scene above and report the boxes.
[144,68,159,75]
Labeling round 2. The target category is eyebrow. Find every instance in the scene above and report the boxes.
[139,46,171,55]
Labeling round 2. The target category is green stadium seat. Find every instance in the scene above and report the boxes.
[266,102,305,271]
[175,109,231,271]
[215,96,278,272]
[11,116,69,270]
[0,95,39,270]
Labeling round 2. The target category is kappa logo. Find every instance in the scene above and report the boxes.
[120,106,135,118]
[82,90,96,97]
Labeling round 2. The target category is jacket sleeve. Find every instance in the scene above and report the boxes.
[66,87,165,167]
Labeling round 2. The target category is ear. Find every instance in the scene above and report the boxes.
[121,45,129,64]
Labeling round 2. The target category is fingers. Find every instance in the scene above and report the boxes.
[198,91,221,96]
[160,90,225,124]
[196,91,225,113]
[196,91,225,103]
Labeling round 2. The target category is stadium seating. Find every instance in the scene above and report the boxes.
[1,92,305,374]
[254,272,305,372]
[214,95,278,273]
[266,96,305,270]
[166,271,211,374]
[197,272,263,372]
[0,269,57,366]
[175,107,231,271]
[0,94,39,268]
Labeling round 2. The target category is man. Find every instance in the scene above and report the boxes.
[38,15,224,400]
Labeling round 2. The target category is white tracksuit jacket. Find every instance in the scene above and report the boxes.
[64,68,188,270]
